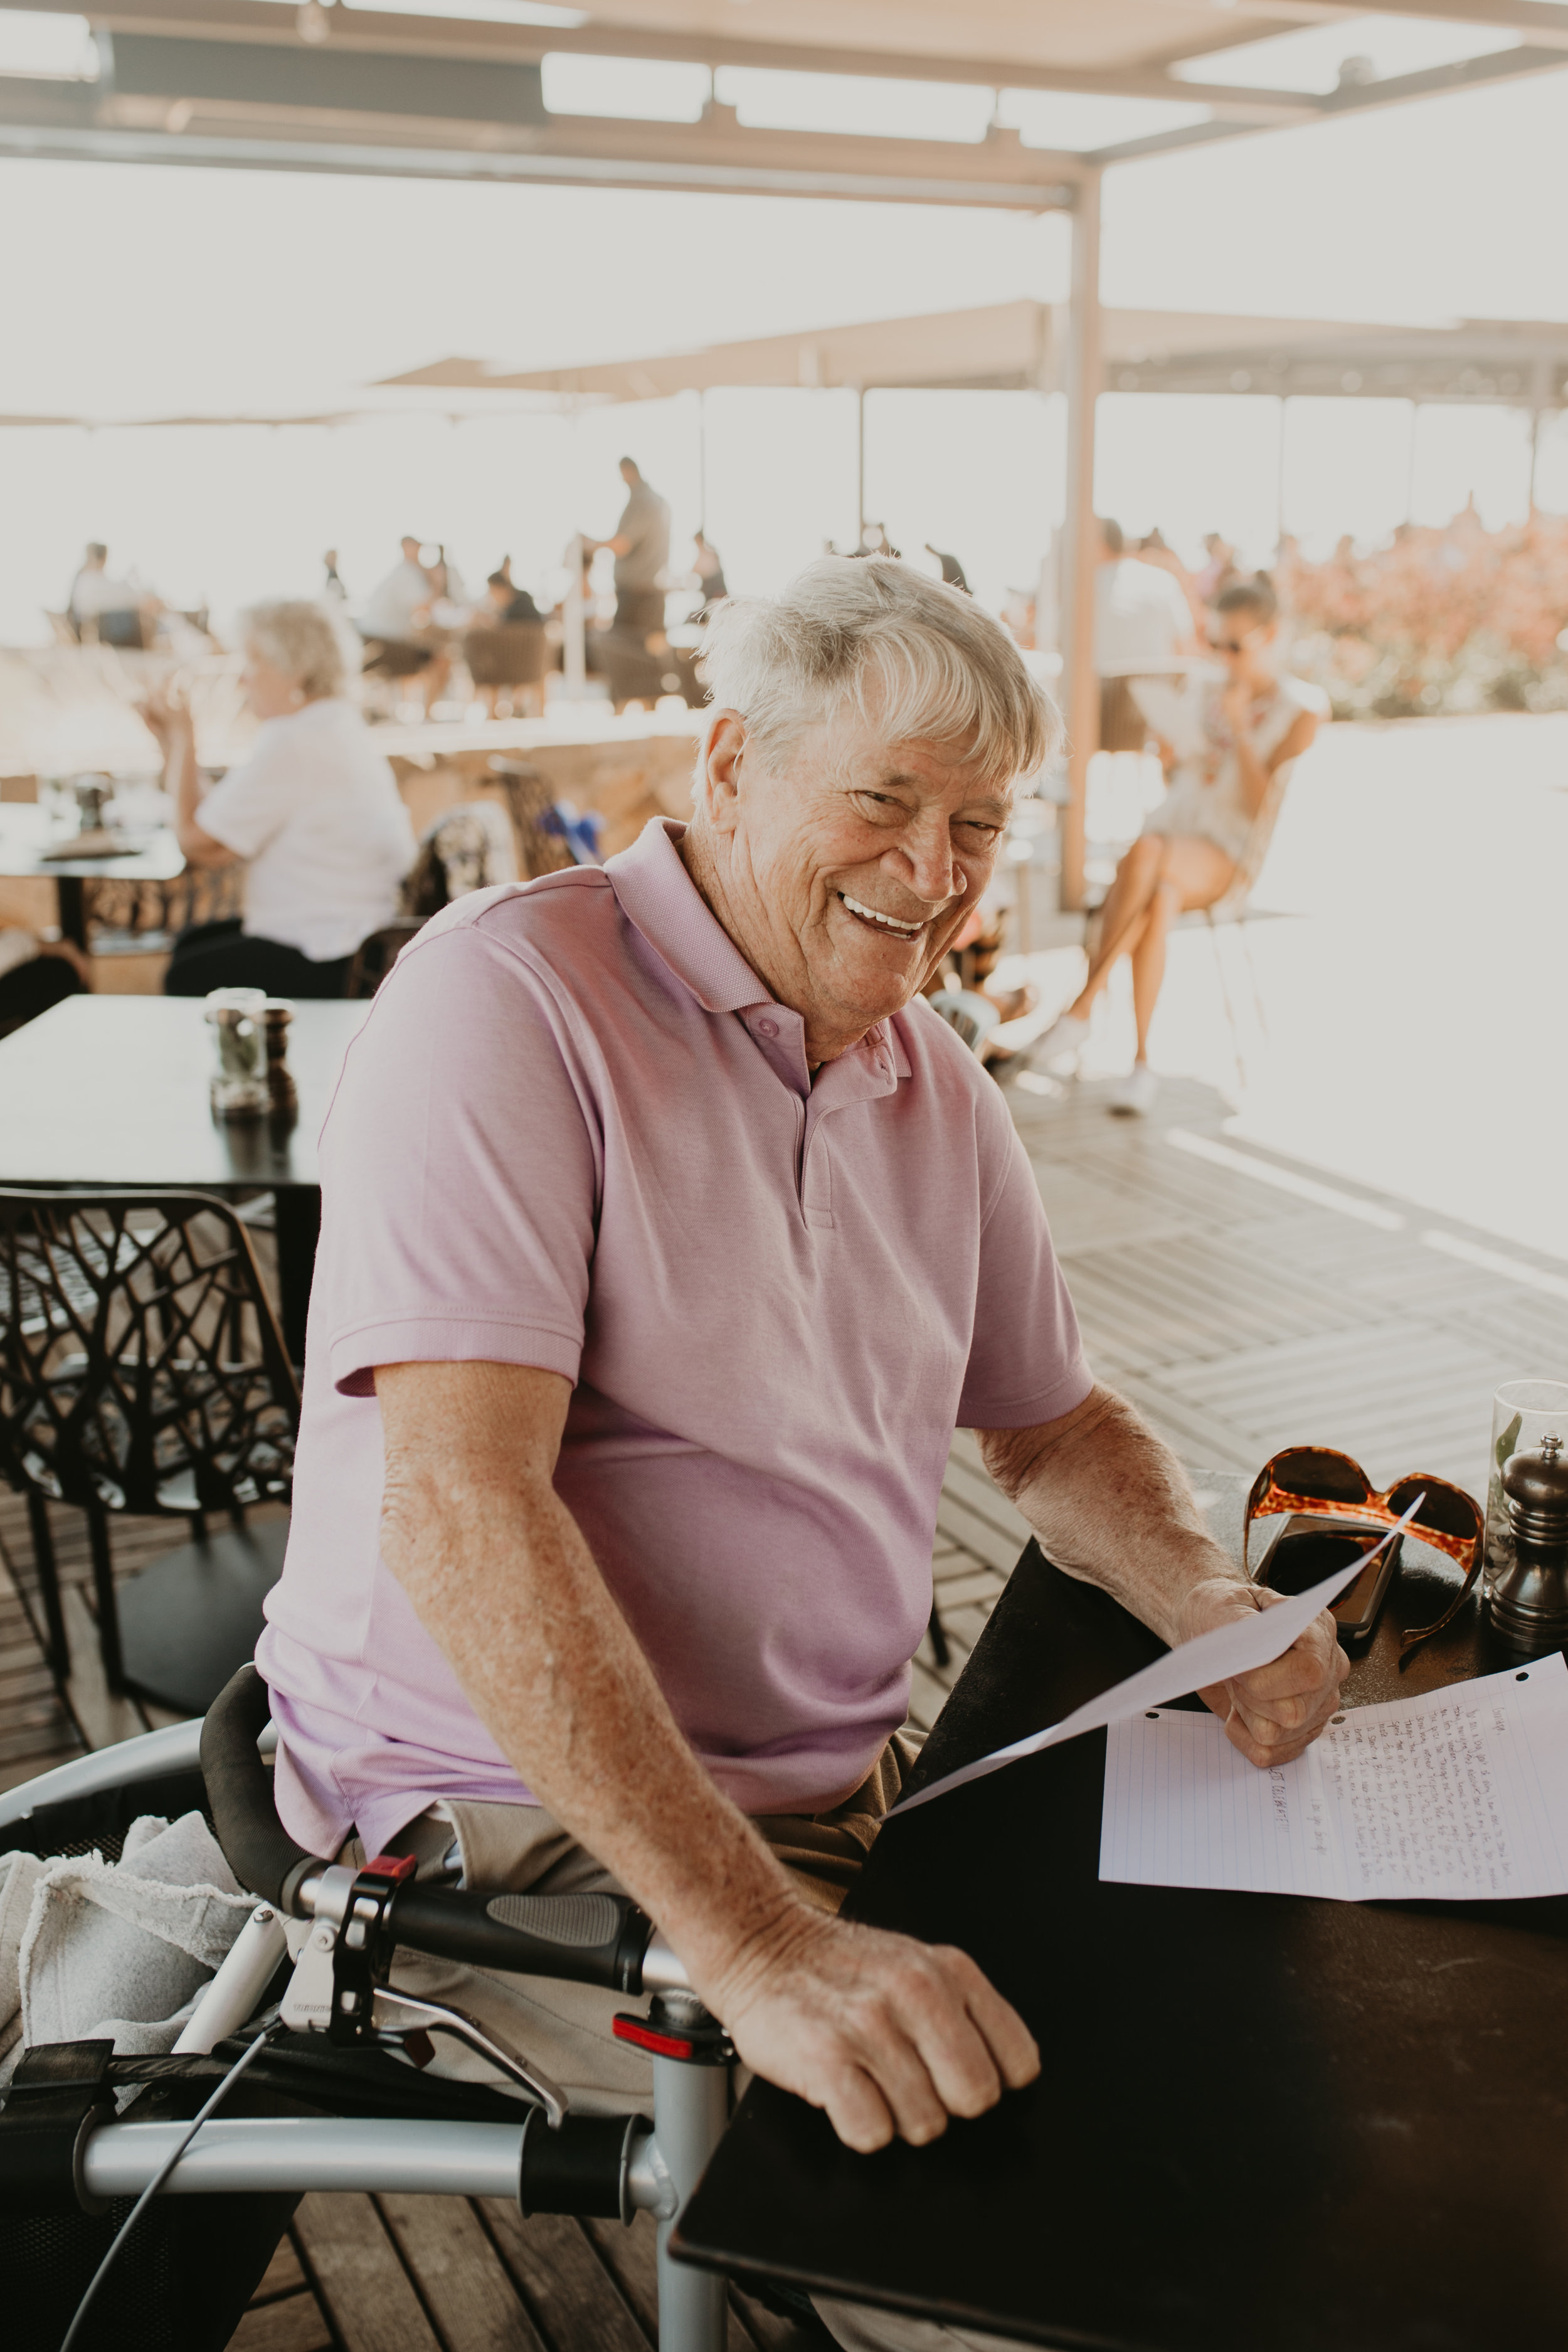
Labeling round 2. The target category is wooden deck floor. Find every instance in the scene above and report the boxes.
[3,1061,1565,2346]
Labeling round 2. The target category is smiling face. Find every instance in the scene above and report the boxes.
[682,707,1014,1066]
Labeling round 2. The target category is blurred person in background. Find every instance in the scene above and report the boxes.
[1036,575,1322,1116]
[926,543,970,593]
[1094,518,1198,753]
[144,598,416,999]
[1195,532,1239,605]
[322,550,349,603]
[360,536,430,643]
[1136,528,1205,638]
[423,544,469,623]
[359,536,449,713]
[68,542,158,649]
[691,528,729,613]
[0,926,90,1036]
[481,568,545,626]
[466,569,551,716]
[584,457,670,640]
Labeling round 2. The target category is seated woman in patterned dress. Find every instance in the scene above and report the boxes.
[1036,575,1324,1115]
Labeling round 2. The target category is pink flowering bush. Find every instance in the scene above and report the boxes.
[1278,507,1568,718]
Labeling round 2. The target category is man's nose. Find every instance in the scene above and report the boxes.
[894,822,961,906]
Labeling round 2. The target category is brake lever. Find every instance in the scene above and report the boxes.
[371,1987,568,2129]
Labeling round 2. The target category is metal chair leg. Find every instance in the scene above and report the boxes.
[24,1489,70,1682]
[1204,908,1248,1091]
[85,1501,126,1692]
[1236,912,1270,1042]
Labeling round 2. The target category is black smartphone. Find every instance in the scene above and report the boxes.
[1252,1513,1402,1645]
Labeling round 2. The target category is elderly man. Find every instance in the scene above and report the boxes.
[258,559,1345,2351]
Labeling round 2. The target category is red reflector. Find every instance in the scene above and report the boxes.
[613,2017,695,2059]
[362,1854,418,1881]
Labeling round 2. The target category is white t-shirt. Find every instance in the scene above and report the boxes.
[1094,558,1194,677]
[196,698,417,963]
[359,559,431,642]
[71,568,142,619]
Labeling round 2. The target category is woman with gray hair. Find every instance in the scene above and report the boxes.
[144,598,416,997]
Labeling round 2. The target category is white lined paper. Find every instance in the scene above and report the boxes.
[1100,1651,1568,1902]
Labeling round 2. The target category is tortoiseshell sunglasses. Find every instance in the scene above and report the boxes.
[1245,1446,1484,1660]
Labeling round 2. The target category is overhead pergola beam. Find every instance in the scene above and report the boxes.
[0,66,1079,206]
[0,0,1325,122]
[1259,0,1568,47]
[7,0,1567,165]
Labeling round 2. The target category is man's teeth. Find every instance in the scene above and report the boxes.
[839,893,923,937]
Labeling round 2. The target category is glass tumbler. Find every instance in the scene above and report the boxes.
[204,987,270,1118]
[1485,1380,1568,1597]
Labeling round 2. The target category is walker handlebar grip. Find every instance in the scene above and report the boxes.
[201,1663,324,1915]
[387,1885,654,1993]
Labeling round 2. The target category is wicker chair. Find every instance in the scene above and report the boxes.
[0,1189,299,1712]
[462,619,550,716]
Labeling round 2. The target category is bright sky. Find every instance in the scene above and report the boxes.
[1,13,1567,638]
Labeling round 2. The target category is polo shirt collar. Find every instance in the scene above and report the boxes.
[606,816,913,1089]
[607,818,770,1014]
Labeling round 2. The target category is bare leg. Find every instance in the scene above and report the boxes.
[1064,837,1168,1020]
[1115,837,1238,1057]
[1131,881,1179,1063]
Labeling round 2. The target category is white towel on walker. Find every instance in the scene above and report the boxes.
[0,1811,254,2079]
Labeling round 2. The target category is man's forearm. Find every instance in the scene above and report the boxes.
[378,1371,811,2010]
[977,1384,1244,1648]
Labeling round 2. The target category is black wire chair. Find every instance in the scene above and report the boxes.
[0,1189,299,1714]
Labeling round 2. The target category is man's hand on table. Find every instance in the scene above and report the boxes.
[708,1907,1040,2156]
[1179,1574,1349,1767]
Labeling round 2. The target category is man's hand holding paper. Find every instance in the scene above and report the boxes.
[1178,1574,1350,1769]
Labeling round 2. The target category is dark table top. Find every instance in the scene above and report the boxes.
[0,804,184,882]
[676,1473,1568,2350]
[0,995,366,1190]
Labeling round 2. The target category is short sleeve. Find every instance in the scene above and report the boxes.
[312,920,601,1397]
[1161,571,1193,632]
[956,1101,1093,1430]
[195,729,300,859]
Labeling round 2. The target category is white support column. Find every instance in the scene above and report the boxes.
[1059,165,1102,913]
[1528,353,1555,512]
[563,531,587,696]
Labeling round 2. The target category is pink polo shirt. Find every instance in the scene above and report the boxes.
[258,818,1091,1857]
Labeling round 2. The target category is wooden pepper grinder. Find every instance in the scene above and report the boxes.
[1488,1432,1568,1654]
[263,999,298,1121]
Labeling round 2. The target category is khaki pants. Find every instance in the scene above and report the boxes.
[344,1730,1019,2349]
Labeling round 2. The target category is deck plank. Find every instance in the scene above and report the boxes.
[226,2293,336,2352]
[480,2203,650,2352]
[252,2237,310,2304]
[380,2192,549,2351]
[294,2192,444,2352]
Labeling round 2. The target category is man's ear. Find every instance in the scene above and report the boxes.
[698,711,747,833]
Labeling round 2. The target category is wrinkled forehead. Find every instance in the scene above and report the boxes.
[813,711,1019,812]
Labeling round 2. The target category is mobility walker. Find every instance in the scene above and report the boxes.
[0,1665,740,2352]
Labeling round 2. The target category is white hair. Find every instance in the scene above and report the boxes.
[242,598,356,702]
[694,556,1059,792]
